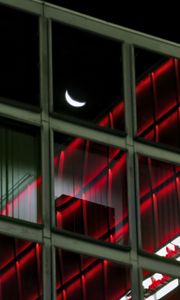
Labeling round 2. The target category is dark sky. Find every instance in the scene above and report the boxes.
[46,0,179,44]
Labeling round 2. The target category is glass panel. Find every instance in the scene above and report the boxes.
[54,133,128,246]
[0,5,39,107]
[0,233,42,300]
[139,155,180,260]
[135,48,180,151]
[52,22,124,132]
[56,248,131,300]
[0,121,41,223]
[142,269,180,300]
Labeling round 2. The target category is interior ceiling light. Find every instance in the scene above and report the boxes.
[65,90,86,107]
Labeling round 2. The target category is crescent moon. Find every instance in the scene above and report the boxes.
[65,90,86,107]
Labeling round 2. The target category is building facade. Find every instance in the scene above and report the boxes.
[0,1,180,299]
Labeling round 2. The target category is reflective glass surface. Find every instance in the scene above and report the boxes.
[56,248,131,300]
[135,48,180,151]
[52,22,124,132]
[0,121,41,223]
[139,155,180,260]
[0,5,39,107]
[0,233,42,300]
[54,133,128,245]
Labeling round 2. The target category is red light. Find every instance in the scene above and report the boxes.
[110,234,114,243]
[136,75,152,94]
[149,275,170,291]
[98,101,124,129]
[155,125,159,142]
[81,274,86,299]
[154,58,173,77]
[64,137,84,156]
[165,245,179,258]
[98,114,109,127]
[54,155,59,167]
[56,211,62,228]
[109,112,113,128]
[103,259,108,266]
[58,151,64,177]
[152,193,157,202]
[63,289,67,300]
[176,177,180,186]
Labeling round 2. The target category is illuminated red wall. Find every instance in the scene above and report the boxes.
[0,234,42,300]
[54,139,128,245]
[1,56,180,300]
[136,58,180,149]
[54,57,180,253]
[56,249,131,300]
[139,156,180,252]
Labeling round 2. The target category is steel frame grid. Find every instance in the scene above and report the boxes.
[0,0,180,299]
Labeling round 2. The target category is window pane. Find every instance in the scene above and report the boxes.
[142,269,180,300]
[56,248,131,300]
[135,48,180,151]
[0,233,42,300]
[54,133,128,246]
[139,155,180,260]
[52,22,124,132]
[0,5,39,107]
[0,121,41,223]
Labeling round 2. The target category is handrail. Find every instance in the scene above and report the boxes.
[0,173,35,208]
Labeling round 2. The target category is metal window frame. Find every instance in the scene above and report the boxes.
[0,0,180,299]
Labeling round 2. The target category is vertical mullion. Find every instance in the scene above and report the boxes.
[131,265,144,300]
[39,13,52,300]
[48,18,53,113]
[134,153,142,250]
[41,122,51,233]
[134,153,145,300]
[122,43,142,300]
[122,43,137,244]
[50,127,56,228]
[52,246,57,300]
[123,44,137,249]
[123,43,137,139]
[40,16,50,119]
[35,243,42,298]
[43,239,52,300]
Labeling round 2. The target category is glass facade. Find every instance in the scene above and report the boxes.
[56,248,131,300]
[135,48,180,151]
[0,121,41,223]
[139,155,180,260]
[54,133,128,245]
[0,233,42,300]
[0,5,39,107]
[0,1,180,299]
[52,22,124,132]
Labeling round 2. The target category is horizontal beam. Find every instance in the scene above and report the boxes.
[52,232,131,265]
[44,3,180,59]
[50,117,127,149]
[135,140,180,165]
[139,255,180,278]
[0,218,43,242]
[0,102,41,126]
[0,0,43,15]
[1,0,180,59]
